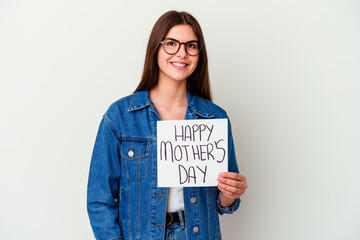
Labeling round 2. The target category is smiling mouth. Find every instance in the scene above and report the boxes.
[171,62,188,67]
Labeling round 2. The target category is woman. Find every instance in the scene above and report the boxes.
[87,10,248,240]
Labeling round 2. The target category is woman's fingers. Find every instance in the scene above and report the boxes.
[219,172,246,181]
[217,172,248,198]
[217,176,247,189]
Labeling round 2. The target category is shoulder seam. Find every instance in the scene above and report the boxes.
[199,97,214,116]
[103,115,122,142]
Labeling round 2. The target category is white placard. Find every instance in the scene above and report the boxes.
[157,119,228,187]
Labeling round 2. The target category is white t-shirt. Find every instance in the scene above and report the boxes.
[166,187,184,212]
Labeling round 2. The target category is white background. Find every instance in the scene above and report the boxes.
[0,0,359,239]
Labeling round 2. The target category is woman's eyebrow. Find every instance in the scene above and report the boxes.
[165,37,198,42]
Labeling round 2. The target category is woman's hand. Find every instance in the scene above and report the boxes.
[217,172,248,207]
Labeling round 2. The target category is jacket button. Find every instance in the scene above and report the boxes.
[190,197,197,203]
[193,226,199,233]
[128,148,134,157]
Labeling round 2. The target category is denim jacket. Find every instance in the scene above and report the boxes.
[87,91,241,240]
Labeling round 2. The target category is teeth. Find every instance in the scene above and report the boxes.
[172,62,187,67]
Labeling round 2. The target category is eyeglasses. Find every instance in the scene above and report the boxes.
[160,38,201,56]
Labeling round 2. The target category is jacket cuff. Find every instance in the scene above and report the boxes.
[216,196,241,215]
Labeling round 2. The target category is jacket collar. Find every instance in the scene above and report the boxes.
[128,91,214,118]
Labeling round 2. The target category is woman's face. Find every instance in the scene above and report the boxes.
[157,24,199,84]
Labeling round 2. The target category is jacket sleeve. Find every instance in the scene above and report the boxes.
[87,116,122,240]
[216,118,241,215]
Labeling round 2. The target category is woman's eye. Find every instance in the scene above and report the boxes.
[187,43,198,49]
[166,41,178,47]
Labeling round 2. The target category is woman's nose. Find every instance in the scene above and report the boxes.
[176,44,188,58]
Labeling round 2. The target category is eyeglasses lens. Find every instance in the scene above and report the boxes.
[163,39,200,56]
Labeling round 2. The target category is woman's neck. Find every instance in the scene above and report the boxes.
[150,78,187,108]
[149,78,188,120]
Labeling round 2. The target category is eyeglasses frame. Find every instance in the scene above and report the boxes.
[159,38,201,56]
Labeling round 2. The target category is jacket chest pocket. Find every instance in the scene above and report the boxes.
[120,139,150,182]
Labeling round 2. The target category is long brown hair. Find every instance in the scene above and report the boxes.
[134,10,212,101]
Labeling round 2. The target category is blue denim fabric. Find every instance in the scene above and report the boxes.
[165,210,186,240]
[165,224,186,240]
[87,91,240,240]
